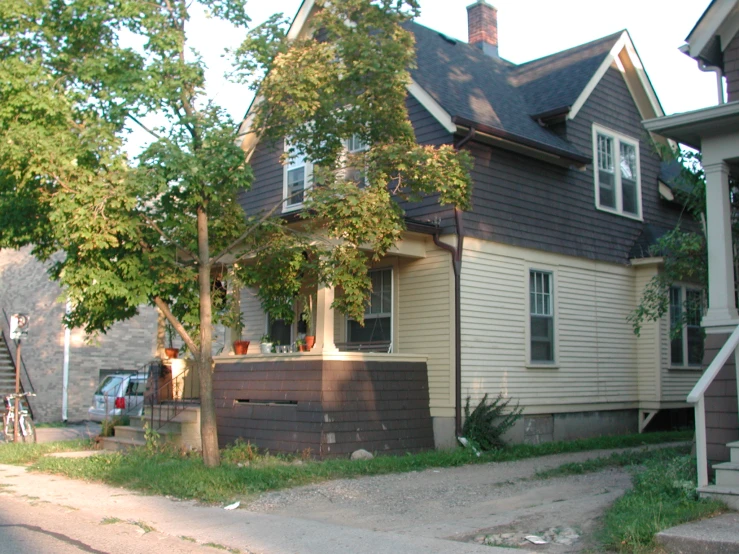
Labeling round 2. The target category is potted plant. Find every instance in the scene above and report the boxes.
[295,338,307,352]
[164,322,179,359]
[230,312,250,356]
[260,334,273,354]
[301,295,316,350]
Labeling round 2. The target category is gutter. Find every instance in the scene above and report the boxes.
[452,116,591,166]
[433,128,475,436]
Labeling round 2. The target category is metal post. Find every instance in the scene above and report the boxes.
[14,340,21,442]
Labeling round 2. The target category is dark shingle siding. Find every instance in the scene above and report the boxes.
[726,33,739,103]
[238,139,284,217]
[461,67,686,264]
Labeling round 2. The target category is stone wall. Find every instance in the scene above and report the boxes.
[0,247,158,422]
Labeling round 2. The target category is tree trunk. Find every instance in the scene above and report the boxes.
[197,206,220,467]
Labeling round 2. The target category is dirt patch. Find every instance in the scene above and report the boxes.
[246,446,668,551]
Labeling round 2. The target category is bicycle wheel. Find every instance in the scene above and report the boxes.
[20,416,36,443]
[2,413,12,443]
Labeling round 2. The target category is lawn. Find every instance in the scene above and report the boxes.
[1,430,692,504]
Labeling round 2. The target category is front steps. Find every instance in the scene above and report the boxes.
[698,440,739,510]
[100,405,201,452]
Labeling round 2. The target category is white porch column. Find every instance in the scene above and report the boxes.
[702,161,739,330]
[314,283,338,353]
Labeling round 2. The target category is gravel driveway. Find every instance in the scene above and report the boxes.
[247,443,686,552]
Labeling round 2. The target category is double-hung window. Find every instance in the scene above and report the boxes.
[669,286,704,367]
[530,270,555,363]
[347,267,392,343]
[283,142,312,212]
[343,134,369,186]
[593,125,641,218]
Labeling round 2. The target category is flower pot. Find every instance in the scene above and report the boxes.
[305,336,316,350]
[233,340,250,355]
[164,348,179,359]
[298,345,308,352]
[260,342,273,354]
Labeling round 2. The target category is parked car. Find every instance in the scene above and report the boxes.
[88,373,147,422]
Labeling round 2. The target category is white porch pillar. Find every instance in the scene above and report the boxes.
[702,161,739,330]
[314,283,338,353]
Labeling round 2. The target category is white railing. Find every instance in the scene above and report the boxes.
[687,324,739,487]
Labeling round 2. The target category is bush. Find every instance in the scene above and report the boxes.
[221,438,260,465]
[462,393,523,451]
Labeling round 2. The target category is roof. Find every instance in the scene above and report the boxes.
[683,0,739,66]
[240,2,664,167]
[409,21,596,162]
[510,31,623,117]
[629,224,675,259]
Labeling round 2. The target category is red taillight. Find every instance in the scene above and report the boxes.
[114,397,125,409]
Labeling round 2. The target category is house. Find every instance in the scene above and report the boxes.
[213,0,702,454]
[644,0,739,507]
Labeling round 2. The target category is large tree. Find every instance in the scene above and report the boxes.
[0,0,472,466]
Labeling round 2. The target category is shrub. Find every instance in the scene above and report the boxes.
[222,438,260,465]
[462,393,523,451]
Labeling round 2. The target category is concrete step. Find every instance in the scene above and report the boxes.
[713,461,739,487]
[100,436,146,452]
[728,441,739,463]
[130,415,183,435]
[698,485,739,510]
[655,513,739,553]
[112,425,146,443]
[137,405,200,426]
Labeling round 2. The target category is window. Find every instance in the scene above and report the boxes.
[670,286,704,367]
[347,267,392,343]
[593,125,641,218]
[530,270,554,363]
[283,142,312,212]
[343,134,369,186]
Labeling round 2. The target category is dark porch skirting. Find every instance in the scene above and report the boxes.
[213,357,435,458]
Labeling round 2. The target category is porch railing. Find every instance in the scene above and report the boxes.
[144,360,199,431]
[687,324,739,487]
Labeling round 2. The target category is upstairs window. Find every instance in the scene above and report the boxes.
[283,142,312,212]
[593,125,641,219]
[670,286,704,367]
[343,134,369,186]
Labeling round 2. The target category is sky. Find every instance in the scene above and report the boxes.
[186,0,718,126]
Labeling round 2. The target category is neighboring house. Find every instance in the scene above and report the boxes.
[218,0,702,453]
[0,247,160,422]
[644,0,739,507]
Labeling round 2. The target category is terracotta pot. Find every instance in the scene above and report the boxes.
[305,336,316,350]
[233,340,250,355]
[298,345,308,352]
[164,348,179,359]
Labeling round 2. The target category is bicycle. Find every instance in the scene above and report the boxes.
[2,392,36,443]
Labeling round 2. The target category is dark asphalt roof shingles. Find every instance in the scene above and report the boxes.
[407,22,625,162]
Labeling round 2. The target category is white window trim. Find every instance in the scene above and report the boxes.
[345,265,395,349]
[592,123,643,221]
[525,265,559,369]
[668,283,704,370]
[282,141,313,213]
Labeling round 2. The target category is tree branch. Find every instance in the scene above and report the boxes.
[153,296,199,356]
[141,214,199,262]
[127,114,163,141]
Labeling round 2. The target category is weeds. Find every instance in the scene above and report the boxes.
[100,517,123,525]
[599,455,725,552]
[100,416,129,438]
[462,394,523,451]
[203,543,240,553]
[131,520,156,533]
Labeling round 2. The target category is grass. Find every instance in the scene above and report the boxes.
[533,445,692,480]
[0,439,93,465]
[599,454,726,553]
[15,430,692,504]
[34,421,70,428]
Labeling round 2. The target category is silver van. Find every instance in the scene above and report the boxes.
[88,373,147,422]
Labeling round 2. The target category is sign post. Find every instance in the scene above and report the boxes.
[10,314,29,442]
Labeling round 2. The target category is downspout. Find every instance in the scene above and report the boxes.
[62,300,71,422]
[433,128,474,436]
[698,61,725,105]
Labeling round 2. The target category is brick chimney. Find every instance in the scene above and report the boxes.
[467,0,498,58]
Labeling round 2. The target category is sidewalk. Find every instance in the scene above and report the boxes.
[35,421,101,443]
[0,463,527,554]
